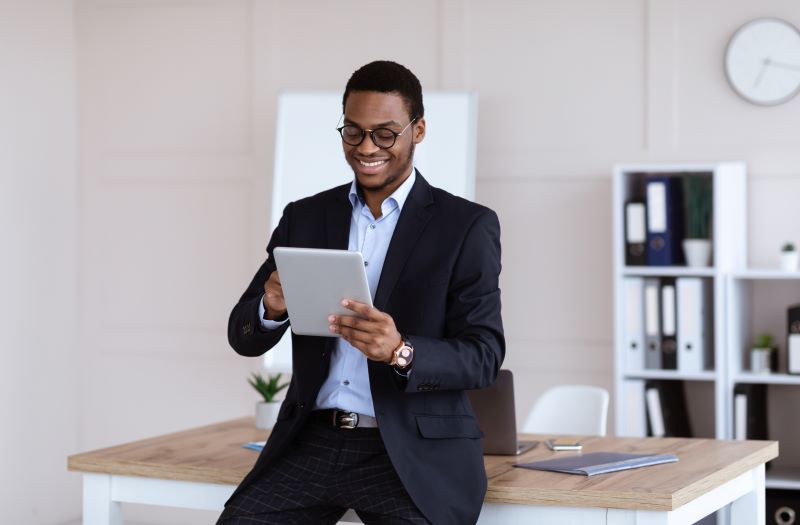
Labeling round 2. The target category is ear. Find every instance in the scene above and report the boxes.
[413,118,426,144]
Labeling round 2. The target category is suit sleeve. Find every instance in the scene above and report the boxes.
[227,202,293,357]
[404,209,505,392]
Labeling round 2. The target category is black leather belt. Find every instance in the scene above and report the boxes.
[311,409,379,429]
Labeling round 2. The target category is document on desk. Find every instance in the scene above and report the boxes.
[514,452,678,476]
[242,441,265,452]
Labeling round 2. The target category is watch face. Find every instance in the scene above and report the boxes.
[725,18,800,105]
[395,346,413,367]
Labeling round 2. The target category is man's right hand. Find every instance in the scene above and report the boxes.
[262,271,287,320]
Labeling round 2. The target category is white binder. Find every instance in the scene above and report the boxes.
[623,278,645,372]
[734,392,747,440]
[676,278,713,373]
[645,386,666,438]
[622,379,646,437]
[644,278,662,369]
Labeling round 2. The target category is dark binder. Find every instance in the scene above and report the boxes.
[733,383,768,440]
[660,278,678,370]
[767,489,800,525]
[625,201,647,265]
[645,176,684,266]
[644,380,693,438]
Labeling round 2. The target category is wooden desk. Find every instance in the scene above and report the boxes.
[68,417,777,525]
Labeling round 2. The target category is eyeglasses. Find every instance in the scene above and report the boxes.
[337,117,417,149]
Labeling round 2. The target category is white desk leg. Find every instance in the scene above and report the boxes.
[730,464,765,525]
[83,474,123,525]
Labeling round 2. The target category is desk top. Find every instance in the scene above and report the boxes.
[68,417,777,511]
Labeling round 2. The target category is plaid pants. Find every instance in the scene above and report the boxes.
[217,418,431,525]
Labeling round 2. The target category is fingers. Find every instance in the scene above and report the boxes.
[328,304,400,363]
[340,299,384,321]
[262,271,286,318]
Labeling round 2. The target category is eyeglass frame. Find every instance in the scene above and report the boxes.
[336,117,418,150]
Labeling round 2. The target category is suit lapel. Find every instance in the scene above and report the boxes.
[373,171,434,310]
[325,185,351,250]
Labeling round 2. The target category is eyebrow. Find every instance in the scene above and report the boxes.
[343,117,402,128]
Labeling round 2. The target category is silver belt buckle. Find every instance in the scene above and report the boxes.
[335,410,358,429]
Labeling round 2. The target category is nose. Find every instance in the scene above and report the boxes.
[355,132,381,156]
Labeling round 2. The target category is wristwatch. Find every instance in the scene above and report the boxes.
[390,339,414,370]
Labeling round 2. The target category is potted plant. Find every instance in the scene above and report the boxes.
[750,333,778,374]
[781,242,799,272]
[682,175,713,267]
[249,372,289,429]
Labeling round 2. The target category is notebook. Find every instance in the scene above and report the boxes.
[467,370,538,455]
[514,451,678,476]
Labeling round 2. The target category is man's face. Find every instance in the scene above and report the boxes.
[341,91,425,195]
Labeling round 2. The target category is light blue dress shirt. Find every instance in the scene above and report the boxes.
[259,169,416,417]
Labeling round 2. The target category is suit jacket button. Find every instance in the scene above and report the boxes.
[296,402,305,409]
[242,322,253,336]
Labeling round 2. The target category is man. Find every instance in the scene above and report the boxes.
[219,60,504,525]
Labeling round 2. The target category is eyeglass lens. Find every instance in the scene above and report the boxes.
[339,126,399,149]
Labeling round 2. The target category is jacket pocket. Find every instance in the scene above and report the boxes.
[415,414,483,439]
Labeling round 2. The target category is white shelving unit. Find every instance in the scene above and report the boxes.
[726,271,800,490]
[613,162,747,442]
[614,161,800,496]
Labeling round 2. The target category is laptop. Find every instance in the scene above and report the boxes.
[467,370,538,456]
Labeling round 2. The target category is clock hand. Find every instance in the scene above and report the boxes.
[768,59,800,72]
[753,58,769,88]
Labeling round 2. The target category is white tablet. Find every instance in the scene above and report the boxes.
[272,247,373,337]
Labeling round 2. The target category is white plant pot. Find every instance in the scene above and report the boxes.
[750,348,773,374]
[683,239,712,267]
[255,401,282,429]
[781,251,799,272]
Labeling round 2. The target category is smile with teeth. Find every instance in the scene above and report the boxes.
[359,159,387,167]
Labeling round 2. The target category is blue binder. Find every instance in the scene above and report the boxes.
[645,176,684,266]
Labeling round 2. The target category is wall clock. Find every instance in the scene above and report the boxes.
[725,18,800,105]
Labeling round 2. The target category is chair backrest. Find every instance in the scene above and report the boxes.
[522,385,610,436]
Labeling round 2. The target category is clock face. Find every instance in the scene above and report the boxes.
[725,18,800,105]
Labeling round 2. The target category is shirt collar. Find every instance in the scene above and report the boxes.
[348,167,416,213]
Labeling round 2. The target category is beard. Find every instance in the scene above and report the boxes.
[353,141,416,195]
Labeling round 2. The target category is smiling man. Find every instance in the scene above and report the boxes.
[218,61,505,525]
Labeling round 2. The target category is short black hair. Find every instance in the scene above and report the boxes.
[342,60,424,121]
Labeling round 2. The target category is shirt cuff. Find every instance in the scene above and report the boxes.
[258,295,289,330]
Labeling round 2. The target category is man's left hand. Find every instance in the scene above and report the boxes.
[329,300,401,363]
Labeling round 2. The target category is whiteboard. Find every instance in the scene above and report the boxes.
[265,90,478,371]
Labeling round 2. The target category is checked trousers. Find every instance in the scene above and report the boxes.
[216,418,431,525]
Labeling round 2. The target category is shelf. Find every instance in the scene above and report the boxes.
[621,266,716,277]
[623,370,717,381]
[733,373,800,386]
[730,268,800,280]
[767,467,800,490]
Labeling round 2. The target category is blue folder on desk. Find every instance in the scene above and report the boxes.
[243,441,266,452]
[514,452,678,476]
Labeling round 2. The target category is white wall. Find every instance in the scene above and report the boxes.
[4,1,800,523]
[0,1,81,523]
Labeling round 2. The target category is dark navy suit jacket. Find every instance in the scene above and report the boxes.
[226,171,505,525]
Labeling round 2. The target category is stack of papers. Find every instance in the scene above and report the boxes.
[514,452,678,476]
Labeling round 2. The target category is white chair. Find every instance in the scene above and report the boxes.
[522,385,610,436]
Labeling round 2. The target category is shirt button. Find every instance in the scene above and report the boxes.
[364,261,369,267]
[343,380,350,386]
[370,224,376,229]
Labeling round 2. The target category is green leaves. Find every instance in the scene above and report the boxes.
[753,332,775,349]
[683,175,712,239]
[248,372,290,402]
